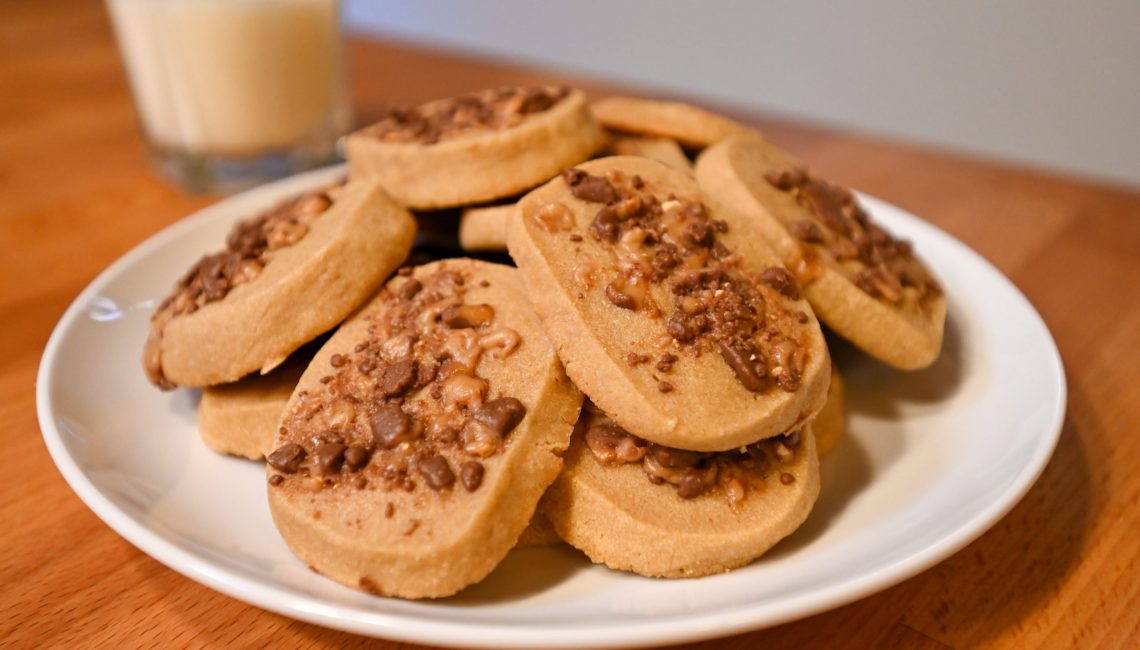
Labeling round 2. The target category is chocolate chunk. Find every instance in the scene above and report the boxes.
[718,340,768,392]
[569,174,619,204]
[657,380,674,393]
[344,445,371,471]
[590,204,622,242]
[562,167,586,186]
[780,472,796,485]
[370,403,415,449]
[605,281,637,310]
[459,461,485,491]
[330,353,348,368]
[648,444,703,469]
[677,471,709,499]
[656,353,678,373]
[378,359,417,397]
[414,360,438,388]
[441,303,495,328]
[472,397,527,436]
[417,454,456,490]
[315,442,347,476]
[764,168,807,190]
[666,313,695,343]
[684,220,713,247]
[267,443,306,474]
[268,474,284,487]
[398,278,422,301]
[760,266,801,300]
[787,219,825,244]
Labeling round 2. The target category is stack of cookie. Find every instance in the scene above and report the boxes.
[143,87,944,598]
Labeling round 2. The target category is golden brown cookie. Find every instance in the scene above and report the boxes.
[196,347,314,460]
[813,365,845,457]
[267,259,582,599]
[347,87,605,209]
[458,203,517,253]
[508,156,830,451]
[591,96,747,150]
[515,511,562,548]
[696,134,945,369]
[543,405,819,578]
[606,133,692,172]
[143,179,416,388]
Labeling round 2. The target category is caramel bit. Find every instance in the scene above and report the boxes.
[562,167,809,394]
[765,167,940,304]
[366,86,570,144]
[144,187,336,388]
[532,202,575,233]
[584,408,803,504]
[271,266,526,496]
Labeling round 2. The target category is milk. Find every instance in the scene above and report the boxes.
[107,0,349,158]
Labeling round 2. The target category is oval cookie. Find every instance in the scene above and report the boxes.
[267,259,582,599]
[197,346,313,460]
[347,87,605,209]
[591,96,748,150]
[458,203,517,253]
[144,179,416,388]
[695,134,945,369]
[814,364,846,458]
[508,156,830,451]
[543,405,819,578]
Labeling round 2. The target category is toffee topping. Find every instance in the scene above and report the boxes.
[582,406,804,506]
[143,188,336,389]
[268,266,525,497]
[764,168,941,304]
[552,167,813,394]
[364,86,570,145]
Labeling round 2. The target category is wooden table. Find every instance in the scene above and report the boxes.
[3,2,1138,648]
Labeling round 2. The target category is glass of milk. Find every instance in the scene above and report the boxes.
[106,0,351,193]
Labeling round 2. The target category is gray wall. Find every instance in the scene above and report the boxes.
[345,0,1140,189]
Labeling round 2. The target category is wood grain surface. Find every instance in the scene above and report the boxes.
[2,1,1138,648]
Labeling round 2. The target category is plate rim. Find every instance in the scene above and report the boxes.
[36,168,1067,649]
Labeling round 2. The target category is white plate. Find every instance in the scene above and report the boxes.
[38,165,1065,649]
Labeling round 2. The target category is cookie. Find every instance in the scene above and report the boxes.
[143,179,416,388]
[197,348,312,460]
[508,156,830,451]
[591,96,747,150]
[458,203,517,253]
[695,134,945,369]
[606,133,692,172]
[543,404,819,578]
[347,87,605,209]
[813,364,845,457]
[267,259,582,599]
[515,511,562,548]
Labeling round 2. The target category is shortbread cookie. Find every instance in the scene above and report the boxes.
[197,348,312,460]
[814,365,845,457]
[606,133,692,172]
[459,203,517,253]
[543,405,819,578]
[508,156,830,451]
[515,511,562,548]
[267,260,582,599]
[696,134,945,369]
[591,96,747,150]
[144,179,416,388]
[347,87,605,209]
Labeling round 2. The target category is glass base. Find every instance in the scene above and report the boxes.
[148,141,343,195]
